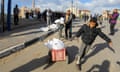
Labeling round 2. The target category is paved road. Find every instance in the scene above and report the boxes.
[0,21,47,51]
[0,20,120,72]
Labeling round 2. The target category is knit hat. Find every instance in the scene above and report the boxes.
[90,17,98,26]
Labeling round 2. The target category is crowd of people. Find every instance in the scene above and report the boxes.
[13,4,119,71]
[48,9,119,71]
[69,9,119,70]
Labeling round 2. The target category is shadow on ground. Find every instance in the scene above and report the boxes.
[115,28,119,32]
[11,55,51,72]
[116,61,120,66]
[87,60,110,72]
[66,45,79,64]
[11,45,79,72]
[81,43,115,65]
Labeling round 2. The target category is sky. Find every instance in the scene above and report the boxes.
[0,0,120,14]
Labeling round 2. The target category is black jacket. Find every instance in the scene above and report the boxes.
[76,24,111,45]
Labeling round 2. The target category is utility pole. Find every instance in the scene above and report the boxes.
[7,0,12,31]
[1,0,5,32]
[71,0,73,13]
[76,0,78,17]
[32,0,35,17]
[32,0,35,9]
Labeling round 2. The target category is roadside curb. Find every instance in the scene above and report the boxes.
[0,29,58,58]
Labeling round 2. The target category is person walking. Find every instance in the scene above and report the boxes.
[73,18,112,70]
[13,4,19,25]
[64,10,73,40]
[108,9,119,35]
[59,17,65,38]
[46,9,52,27]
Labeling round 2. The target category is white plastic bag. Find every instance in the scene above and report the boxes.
[44,40,53,50]
[54,17,64,24]
[49,24,58,30]
[52,38,64,50]
[55,19,61,24]
[60,17,64,24]
[44,38,65,50]
[39,27,49,32]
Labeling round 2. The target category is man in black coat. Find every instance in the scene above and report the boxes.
[13,4,19,25]
[64,10,73,40]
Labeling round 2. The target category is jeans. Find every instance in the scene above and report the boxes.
[76,41,91,64]
[59,24,64,38]
[47,17,51,27]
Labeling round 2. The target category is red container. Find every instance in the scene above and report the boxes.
[51,48,66,61]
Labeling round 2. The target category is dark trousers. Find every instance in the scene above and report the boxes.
[65,25,72,39]
[110,24,116,34]
[14,15,19,25]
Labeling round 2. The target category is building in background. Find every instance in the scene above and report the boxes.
[66,7,79,17]
[102,10,110,20]
[19,6,28,18]
[80,10,91,16]
[66,7,91,18]
[118,9,120,14]
[19,6,40,18]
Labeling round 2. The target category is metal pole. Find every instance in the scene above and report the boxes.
[76,0,78,17]
[1,0,5,32]
[71,0,73,13]
[7,0,12,31]
[32,0,35,9]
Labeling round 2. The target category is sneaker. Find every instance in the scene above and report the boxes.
[109,33,114,35]
[81,58,85,62]
[68,38,72,41]
[117,61,120,65]
[76,64,82,71]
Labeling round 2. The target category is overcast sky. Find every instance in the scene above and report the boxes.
[1,0,120,14]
